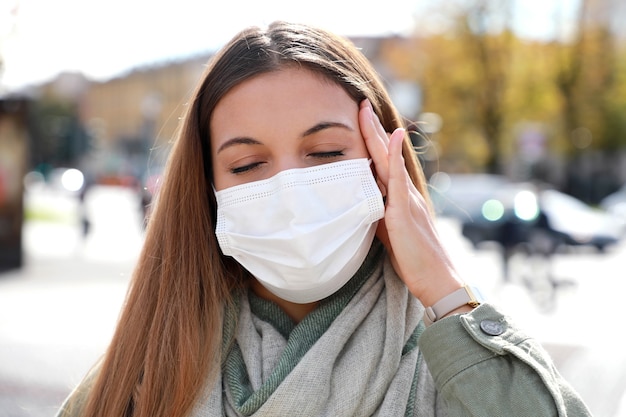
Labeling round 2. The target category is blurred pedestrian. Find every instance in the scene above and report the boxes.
[56,21,593,417]
[77,176,93,239]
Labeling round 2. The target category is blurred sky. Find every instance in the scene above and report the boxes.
[0,0,578,91]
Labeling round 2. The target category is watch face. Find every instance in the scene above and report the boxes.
[466,285,485,305]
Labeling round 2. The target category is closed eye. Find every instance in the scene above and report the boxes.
[230,161,265,174]
[309,150,345,159]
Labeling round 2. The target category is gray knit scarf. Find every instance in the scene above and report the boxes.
[191,242,437,416]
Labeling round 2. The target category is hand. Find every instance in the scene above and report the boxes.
[359,99,465,307]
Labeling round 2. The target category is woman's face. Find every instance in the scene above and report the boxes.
[210,67,370,191]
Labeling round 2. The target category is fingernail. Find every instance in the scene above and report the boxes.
[392,127,405,139]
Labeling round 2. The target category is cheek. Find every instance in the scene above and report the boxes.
[212,173,226,191]
[210,156,231,191]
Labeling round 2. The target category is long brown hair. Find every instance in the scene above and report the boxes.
[75,21,429,417]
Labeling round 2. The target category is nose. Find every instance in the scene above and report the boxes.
[271,154,306,177]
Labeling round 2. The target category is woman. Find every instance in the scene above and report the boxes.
[57,21,592,417]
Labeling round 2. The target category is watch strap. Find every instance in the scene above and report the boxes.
[424,285,483,326]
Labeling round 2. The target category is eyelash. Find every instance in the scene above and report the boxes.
[229,151,345,175]
[309,150,344,159]
[230,162,263,174]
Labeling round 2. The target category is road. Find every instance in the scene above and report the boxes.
[1,185,625,416]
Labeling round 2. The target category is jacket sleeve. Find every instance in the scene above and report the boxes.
[418,303,593,416]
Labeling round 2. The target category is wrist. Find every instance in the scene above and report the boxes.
[423,285,484,326]
[438,304,475,320]
[410,277,465,308]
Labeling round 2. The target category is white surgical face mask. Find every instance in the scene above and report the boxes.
[214,158,385,303]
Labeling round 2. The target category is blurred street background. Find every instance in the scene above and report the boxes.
[2,0,626,416]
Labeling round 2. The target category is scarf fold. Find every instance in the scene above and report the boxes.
[193,243,429,416]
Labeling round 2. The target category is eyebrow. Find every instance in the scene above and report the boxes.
[216,137,261,154]
[302,121,353,137]
[216,121,353,154]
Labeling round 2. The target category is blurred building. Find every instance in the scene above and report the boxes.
[76,54,211,183]
[80,55,209,151]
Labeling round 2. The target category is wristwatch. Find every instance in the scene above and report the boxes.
[423,285,484,326]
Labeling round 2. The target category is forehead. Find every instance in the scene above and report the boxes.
[227,66,338,97]
[209,67,358,144]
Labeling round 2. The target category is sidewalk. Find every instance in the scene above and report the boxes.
[1,186,144,417]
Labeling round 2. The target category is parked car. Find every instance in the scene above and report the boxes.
[429,173,516,222]
[600,184,626,232]
[541,189,624,250]
[429,173,623,252]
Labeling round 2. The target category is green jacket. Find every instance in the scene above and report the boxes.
[418,303,592,416]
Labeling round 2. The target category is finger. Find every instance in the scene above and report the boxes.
[386,129,428,215]
[386,127,410,210]
[359,99,390,184]
[369,102,390,147]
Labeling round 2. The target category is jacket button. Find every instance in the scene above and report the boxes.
[480,319,505,336]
